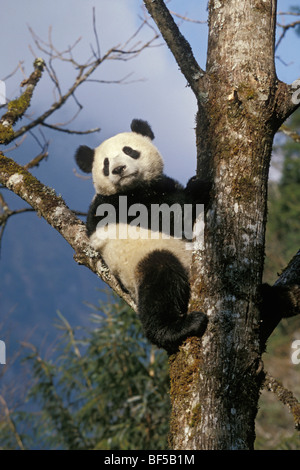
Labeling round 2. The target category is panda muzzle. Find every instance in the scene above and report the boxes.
[112,165,126,176]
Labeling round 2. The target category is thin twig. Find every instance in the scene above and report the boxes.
[10,18,159,144]
[278,11,300,17]
[1,62,25,82]
[276,20,300,50]
[24,150,49,170]
[40,122,101,135]
[0,58,46,144]
[92,6,101,60]
[169,10,207,24]
[280,125,300,143]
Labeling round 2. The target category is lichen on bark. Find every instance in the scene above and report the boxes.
[0,58,45,144]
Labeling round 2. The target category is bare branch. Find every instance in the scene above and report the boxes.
[264,373,300,430]
[274,79,300,126]
[279,124,300,143]
[168,10,207,25]
[28,25,83,67]
[4,18,159,146]
[276,20,300,50]
[0,58,46,144]
[276,11,300,51]
[0,192,34,254]
[40,122,101,135]
[143,0,205,96]
[1,62,25,82]
[278,11,300,17]
[24,149,49,170]
[4,135,27,154]
[276,250,300,287]
[9,58,101,142]
[86,72,145,85]
[91,6,101,60]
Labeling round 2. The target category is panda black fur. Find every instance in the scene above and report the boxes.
[75,119,210,354]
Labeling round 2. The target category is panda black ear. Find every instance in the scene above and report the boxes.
[131,119,155,140]
[75,145,94,173]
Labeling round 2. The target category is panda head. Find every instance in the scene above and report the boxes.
[75,119,164,195]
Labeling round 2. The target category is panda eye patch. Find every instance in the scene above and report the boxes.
[122,146,140,159]
[103,157,110,176]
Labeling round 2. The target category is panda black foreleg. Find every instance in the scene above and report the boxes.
[136,249,208,354]
[259,283,300,347]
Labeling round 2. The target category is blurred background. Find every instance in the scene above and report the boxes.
[0,0,299,450]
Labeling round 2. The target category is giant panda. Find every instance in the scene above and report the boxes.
[75,118,211,354]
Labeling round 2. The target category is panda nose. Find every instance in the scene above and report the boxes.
[112,165,126,175]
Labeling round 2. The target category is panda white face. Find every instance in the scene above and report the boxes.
[92,131,164,195]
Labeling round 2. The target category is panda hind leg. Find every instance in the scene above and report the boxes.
[136,249,207,354]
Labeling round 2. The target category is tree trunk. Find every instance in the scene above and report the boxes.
[185,0,276,449]
[145,0,300,450]
[1,0,299,451]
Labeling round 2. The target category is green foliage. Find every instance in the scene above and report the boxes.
[25,296,170,450]
[0,295,170,450]
[264,109,300,282]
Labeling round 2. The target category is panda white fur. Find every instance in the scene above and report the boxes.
[75,119,210,353]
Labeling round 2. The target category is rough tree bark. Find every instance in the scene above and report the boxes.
[144,0,300,450]
[1,1,300,451]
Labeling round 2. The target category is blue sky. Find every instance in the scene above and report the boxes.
[0,0,299,386]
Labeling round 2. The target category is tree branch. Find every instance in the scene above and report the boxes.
[264,373,300,430]
[143,0,205,96]
[40,122,101,135]
[0,191,35,252]
[1,16,159,149]
[0,58,46,144]
[168,10,207,25]
[275,79,300,126]
[275,250,300,288]
[9,57,103,143]
[0,152,136,311]
[276,18,300,50]
[280,124,300,143]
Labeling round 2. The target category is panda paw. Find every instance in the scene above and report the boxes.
[185,177,212,205]
[184,311,208,338]
[163,311,208,354]
[260,283,300,319]
[145,311,208,355]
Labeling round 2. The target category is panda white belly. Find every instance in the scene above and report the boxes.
[90,223,192,299]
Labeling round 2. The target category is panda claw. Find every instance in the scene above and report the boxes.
[186,310,208,337]
[144,311,208,355]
